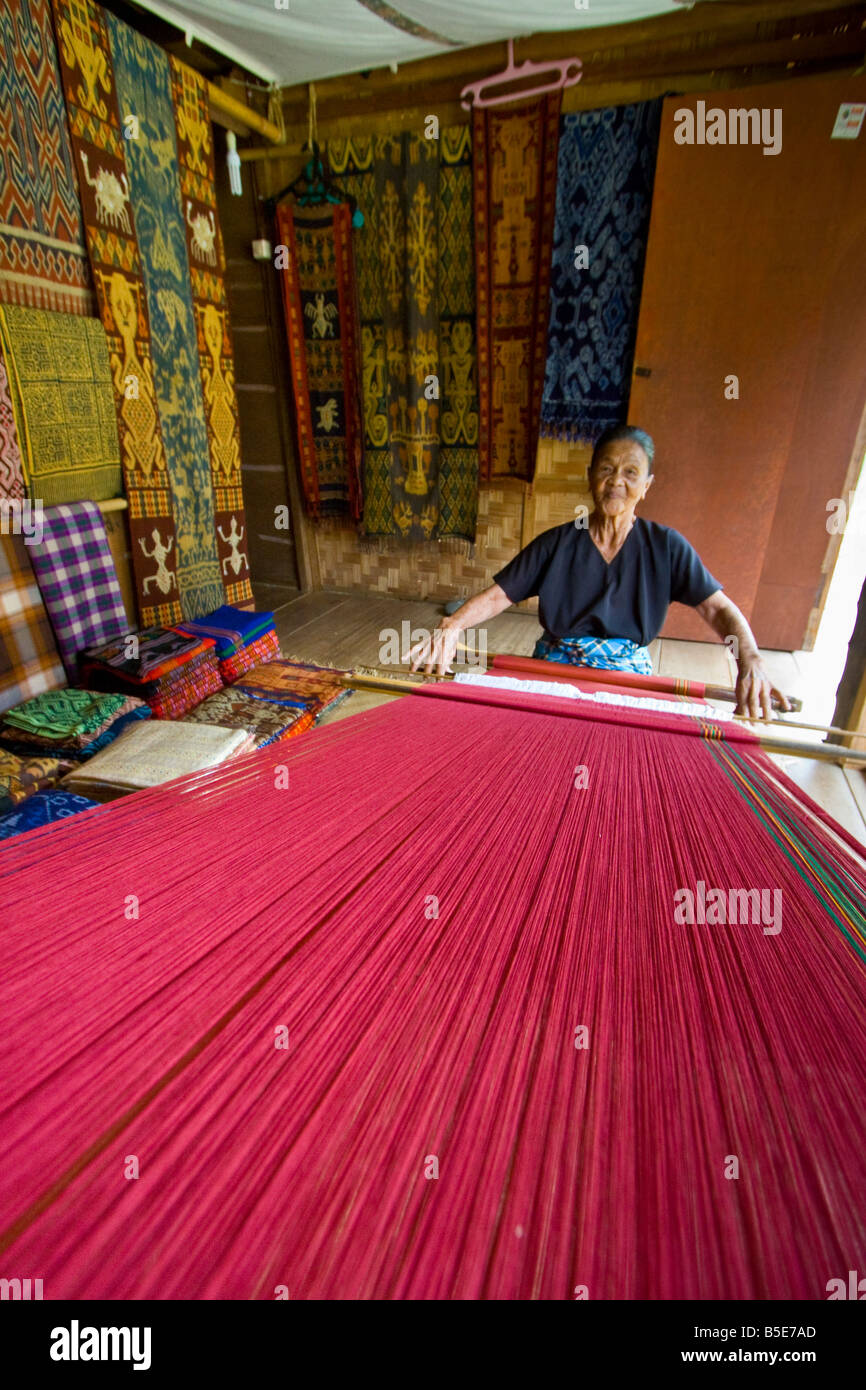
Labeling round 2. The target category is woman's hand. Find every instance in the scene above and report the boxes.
[735,654,791,720]
[409,621,461,677]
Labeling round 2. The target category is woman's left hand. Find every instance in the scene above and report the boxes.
[735,655,791,720]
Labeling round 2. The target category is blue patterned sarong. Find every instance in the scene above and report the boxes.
[532,634,653,674]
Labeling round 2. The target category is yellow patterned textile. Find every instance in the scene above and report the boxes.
[0,304,121,504]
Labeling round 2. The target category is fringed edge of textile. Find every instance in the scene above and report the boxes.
[538,412,626,445]
[357,534,476,559]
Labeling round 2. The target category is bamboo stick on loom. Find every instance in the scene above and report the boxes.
[340,673,866,767]
[455,641,802,711]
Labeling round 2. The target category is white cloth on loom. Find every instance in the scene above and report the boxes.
[452,672,733,722]
[62,720,253,800]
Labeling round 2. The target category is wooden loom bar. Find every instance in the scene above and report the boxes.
[340,673,866,767]
[206,82,283,144]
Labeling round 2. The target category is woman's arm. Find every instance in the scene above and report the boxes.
[694,590,791,719]
[409,583,513,675]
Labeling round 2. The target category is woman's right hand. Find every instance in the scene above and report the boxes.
[409,622,461,677]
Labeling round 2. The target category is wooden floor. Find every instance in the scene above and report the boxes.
[263,588,866,846]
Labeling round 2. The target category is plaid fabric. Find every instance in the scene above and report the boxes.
[0,747,75,814]
[146,650,223,720]
[173,606,275,659]
[0,788,102,841]
[80,626,213,685]
[218,628,281,685]
[532,634,654,674]
[27,503,130,681]
[182,689,313,748]
[234,659,350,718]
[0,531,65,714]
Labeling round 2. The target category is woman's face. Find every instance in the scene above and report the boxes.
[590,441,654,519]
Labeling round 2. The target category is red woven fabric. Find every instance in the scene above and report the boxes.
[0,690,863,1299]
[492,652,708,698]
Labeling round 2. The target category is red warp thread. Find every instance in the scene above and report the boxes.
[0,693,864,1298]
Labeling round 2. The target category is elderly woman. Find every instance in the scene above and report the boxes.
[410,424,789,719]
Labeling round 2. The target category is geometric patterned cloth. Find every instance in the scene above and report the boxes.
[234,658,350,717]
[1,688,131,743]
[275,201,363,521]
[80,626,213,685]
[105,10,223,620]
[0,747,74,814]
[327,127,479,541]
[0,786,103,840]
[181,688,314,748]
[26,502,130,681]
[0,351,26,500]
[0,304,123,504]
[532,633,654,675]
[145,649,223,720]
[0,0,95,316]
[541,101,663,443]
[218,627,280,685]
[473,94,560,483]
[51,0,183,627]
[0,531,65,715]
[168,54,252,605]
[0,700,150,762]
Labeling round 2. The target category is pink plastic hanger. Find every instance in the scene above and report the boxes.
[460,38,582,110]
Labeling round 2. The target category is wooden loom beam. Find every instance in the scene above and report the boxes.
[340,673,866,767]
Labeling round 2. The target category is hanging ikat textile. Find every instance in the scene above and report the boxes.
[541,101,663,443]
[51,0,183,626]
[51,0,252,622]
[274,202,363,520]
[472,95,560,484]
[0,0,94,316]
[328,129,479,542]
[168,56,252,605]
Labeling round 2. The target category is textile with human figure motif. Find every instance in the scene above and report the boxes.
[0,0,95,316]
[328,130,479,541]
[51,0,182,626]
[473,95,560,483]
[169,55,252,605]
[275,202,362,520]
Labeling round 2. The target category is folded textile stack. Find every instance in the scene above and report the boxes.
[181,689,316,748]
[0,748,77,815]
[233,659,351,719]
[80,627,222,719]
[173,606,281,685]
[0,689,150,761]
[0,789,103,841]
[63,721,255,802]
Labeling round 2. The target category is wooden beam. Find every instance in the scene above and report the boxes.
[207,82,282,144]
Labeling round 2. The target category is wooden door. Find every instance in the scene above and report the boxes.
[629,73,866,649]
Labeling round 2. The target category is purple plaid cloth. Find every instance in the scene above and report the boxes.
[27,503,131,681]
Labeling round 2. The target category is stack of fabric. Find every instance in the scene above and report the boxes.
[80,627,222,719]
[0,748,75,815]
[63,720,255,802]
[173,606,280,685]
[181,689,315,748]
[0,689,150,763]
[233,659,351,721]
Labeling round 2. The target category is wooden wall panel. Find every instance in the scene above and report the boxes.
[629,72,866,650]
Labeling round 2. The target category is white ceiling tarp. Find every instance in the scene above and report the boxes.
[133,0,684,86]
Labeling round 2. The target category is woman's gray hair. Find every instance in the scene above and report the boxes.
[590,425,655,474]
